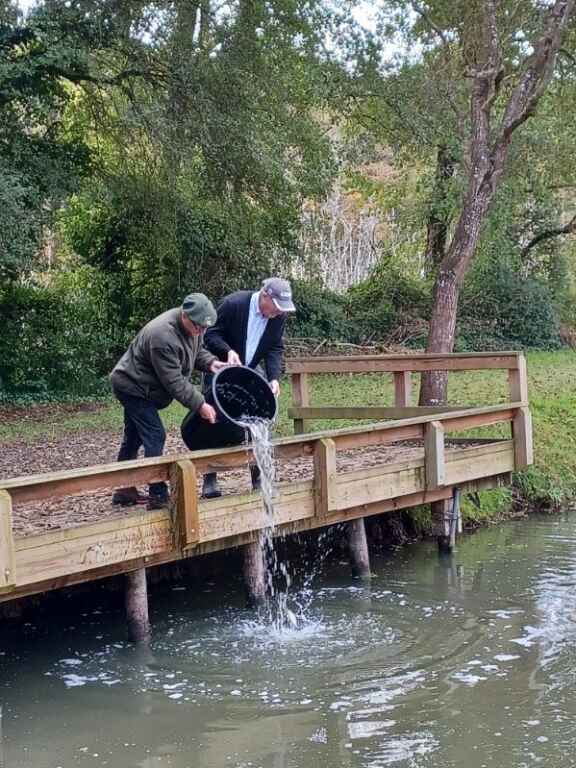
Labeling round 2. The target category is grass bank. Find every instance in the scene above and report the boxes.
[1,350,574,519]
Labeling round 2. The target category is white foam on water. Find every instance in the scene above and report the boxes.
[452,672,487,686]
[369,731,439,765]
[348,720,396,739]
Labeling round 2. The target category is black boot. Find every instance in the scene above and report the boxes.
[250,465,261,491]
[147,487,170,510]
[202,472,222,499]
[112,487,147,507]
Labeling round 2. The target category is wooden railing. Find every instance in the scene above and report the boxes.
[287,351,529,433]
[0,402,532,599]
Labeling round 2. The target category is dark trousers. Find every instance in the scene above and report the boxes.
[115,392,168,498]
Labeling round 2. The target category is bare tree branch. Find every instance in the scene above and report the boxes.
[521,212,576,258]
[497,0,575,144]
[409,0,449,46]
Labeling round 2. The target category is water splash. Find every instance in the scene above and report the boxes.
[243,417,314,635]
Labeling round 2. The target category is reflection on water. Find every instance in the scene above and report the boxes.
[3,514,576,767]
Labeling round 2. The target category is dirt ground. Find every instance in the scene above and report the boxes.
[0,420,434,538]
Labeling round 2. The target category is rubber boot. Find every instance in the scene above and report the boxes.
[250,465,261,491]
[202,472,222,499]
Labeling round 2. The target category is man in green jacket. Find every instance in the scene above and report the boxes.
[110,293,227,509]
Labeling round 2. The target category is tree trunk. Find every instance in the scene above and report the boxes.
[425,145,455,272]
[419,268,460,405]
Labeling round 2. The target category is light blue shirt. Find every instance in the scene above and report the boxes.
[245,291,268,367]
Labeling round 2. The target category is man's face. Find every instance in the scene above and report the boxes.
[181,312,206,337]
[259,291,284,319]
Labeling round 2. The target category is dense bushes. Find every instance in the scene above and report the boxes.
[346,265,431,345]
[289,280,351,340]
[457,264,562,351]
[0,271,123,400]
[287,262,563,352]
[0,256,566,402]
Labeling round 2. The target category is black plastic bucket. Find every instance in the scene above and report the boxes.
[180,366,276,452]
[212,365,277,426]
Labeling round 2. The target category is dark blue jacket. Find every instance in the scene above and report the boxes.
[204,290,286,381]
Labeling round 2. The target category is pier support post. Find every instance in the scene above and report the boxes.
[346,518,371,579]
[125,568,150,643]
[243,538,267,606]
[432,488,462,555]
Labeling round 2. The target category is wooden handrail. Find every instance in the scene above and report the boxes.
[287,351,528,434]
[0,403,521,504]
[287,352,523,374]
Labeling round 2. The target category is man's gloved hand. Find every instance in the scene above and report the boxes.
[199,402,217,423]
[227,350,242,366]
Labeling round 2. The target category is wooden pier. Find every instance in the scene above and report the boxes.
[0,352,532,613]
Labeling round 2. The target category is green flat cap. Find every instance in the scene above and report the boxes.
[182,293,217,327]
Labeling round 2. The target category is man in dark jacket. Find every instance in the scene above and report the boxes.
[200,277,295,498]
[110,293,227,509]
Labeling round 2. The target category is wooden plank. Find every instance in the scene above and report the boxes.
[314,438,337,516]
[200,484,314,542]
[288,406,457,420]
[425,421,445,490]
[287,353,522,375]
[512,407,534,469]
[171,460,199,549]
[15,511,174,588]
[291,372,310,434]
[1,404,519,503]
[445,441,514,485]
[15,509,169,551]
[508,353,529,404]
[394,371,412,407]
[334,442,511,510]
[335,462,425,510]
[0,491,16,593]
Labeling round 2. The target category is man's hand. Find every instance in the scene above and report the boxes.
[199,402,217,423]
[209,360,227,374]
[269,379,280,397]
[227,349,242,366]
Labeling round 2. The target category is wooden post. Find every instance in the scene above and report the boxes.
[512,406,534,469]
[292,372,310,434]
[125,568,150,643]
[314,438,337,516]
[508,354,528,403]
[394,371,412,408]
[0,490,16,593]
[424,421,445,490]
[346,518,371,579]
[243,537,267,606]
[170,459,200,549]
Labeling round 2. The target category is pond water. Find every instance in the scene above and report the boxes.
[2,512,576,768]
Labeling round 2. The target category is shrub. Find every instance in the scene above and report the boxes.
[288,279,350,340]
[346,264,431,345]
[458,264,561,351]
[0,271,121,399]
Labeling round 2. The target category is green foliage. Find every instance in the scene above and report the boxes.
[289,280,350,340]
[0,269,121,398]
[458,263,561,351]
[0,6,95,275]
[346,262,431,344]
